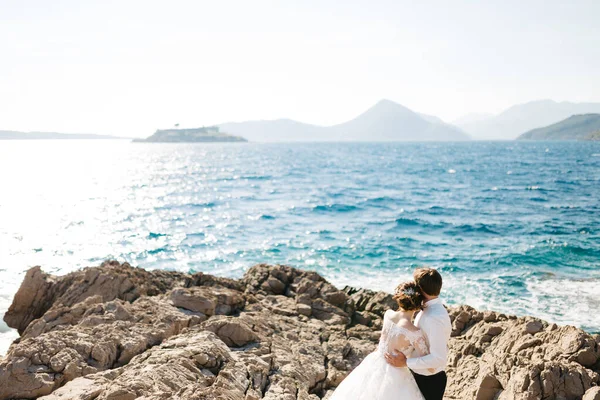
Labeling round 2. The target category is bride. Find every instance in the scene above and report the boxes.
[329,281,429,400]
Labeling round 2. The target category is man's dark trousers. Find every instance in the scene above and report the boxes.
[412,371,447,400]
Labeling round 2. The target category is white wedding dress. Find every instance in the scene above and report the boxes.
[329,310,428,400]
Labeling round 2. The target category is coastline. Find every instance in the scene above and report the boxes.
[1,261,599,400]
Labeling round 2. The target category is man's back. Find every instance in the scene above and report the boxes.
[410,298,452,376]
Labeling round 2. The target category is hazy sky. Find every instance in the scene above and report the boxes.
[1,0,599,137]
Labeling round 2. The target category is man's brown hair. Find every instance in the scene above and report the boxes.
[413,267,442,296]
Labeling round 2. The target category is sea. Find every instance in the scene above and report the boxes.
[1,140,599,354]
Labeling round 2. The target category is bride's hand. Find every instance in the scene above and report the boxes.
[384,350,407,368]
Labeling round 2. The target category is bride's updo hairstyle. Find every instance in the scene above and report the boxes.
[393,281,424,311]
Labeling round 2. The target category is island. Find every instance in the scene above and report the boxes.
[517,113,600,140]
[133,126,247,143]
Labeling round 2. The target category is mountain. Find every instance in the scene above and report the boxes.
[0,130,124,140]
[517,114,600,140]
[326,99,469,141]
[417,113,446,125]
[455,100,600,140]
[133,127,247,143]
[218,119,324,143]
[219,99,469,142]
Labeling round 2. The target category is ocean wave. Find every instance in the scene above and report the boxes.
[497,242,600,268]
[188,201,217,208]
[312,204,360,213]
[185,232,206,238]
[394,217,421,226]
[553,179,580,185]
[358,196,397,208]
[525,186,553,192]
[241,175,272,181]
[527,277,600,333]
[148,232,168,239]
[147,247,169,255]
[446,223,499,235]
[154,201,217,210]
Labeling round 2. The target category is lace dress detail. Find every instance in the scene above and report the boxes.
[377,313,428,358]
[329,310,428,400]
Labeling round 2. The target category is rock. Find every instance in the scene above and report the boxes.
[475,373,502,400]
[201,317,259,347]
[344,287,396,317]
[3,262,600,400]
[297,303,312,316]
[37,377,105,400]
[524,320,544,334]
[353,310,372,326]
[3,266,55,334]
[0,295,194,399]
[170,286,245,316]
[4,260,187,334]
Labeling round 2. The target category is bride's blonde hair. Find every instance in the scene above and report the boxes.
[392,281,423,311]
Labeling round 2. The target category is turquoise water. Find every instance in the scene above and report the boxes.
[1,140,599,352]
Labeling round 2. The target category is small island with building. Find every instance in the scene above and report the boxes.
[133,126,247,143]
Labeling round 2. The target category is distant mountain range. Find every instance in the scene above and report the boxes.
[219,99,470,142]
[6,99,600,143]
[454,100,600,140]
[517,114,600,141]
[0,130,123,140]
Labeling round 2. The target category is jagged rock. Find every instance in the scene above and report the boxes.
[0,295,195,399]
[2,262,599,400]
[475,373,502,400]
[170,286,245,316]
[4,261,187,334]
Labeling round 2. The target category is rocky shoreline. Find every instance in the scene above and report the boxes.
[0,261,599,400]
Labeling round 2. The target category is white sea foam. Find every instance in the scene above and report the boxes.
[328,269,600,335]
[526,278,600,331]
[0,329,18,356]
[1,291,19,355]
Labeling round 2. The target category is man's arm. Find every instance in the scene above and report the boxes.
[406,318,450,371]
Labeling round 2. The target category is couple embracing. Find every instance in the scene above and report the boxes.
[330,268,452,400]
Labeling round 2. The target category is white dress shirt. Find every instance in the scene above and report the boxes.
[406,297,452,376]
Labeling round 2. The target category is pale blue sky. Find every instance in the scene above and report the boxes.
[1,0,599,137]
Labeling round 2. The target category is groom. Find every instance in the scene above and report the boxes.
[384,267,452,400]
